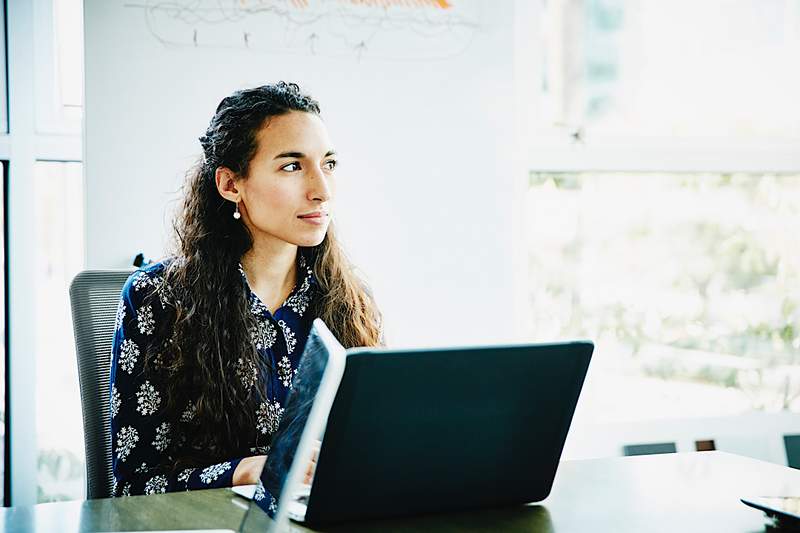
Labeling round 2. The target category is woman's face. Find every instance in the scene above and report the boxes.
[237,111,336,248]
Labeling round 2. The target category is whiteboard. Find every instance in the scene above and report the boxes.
[84,0,528,346]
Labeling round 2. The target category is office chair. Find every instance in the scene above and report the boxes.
[69,270,132,499]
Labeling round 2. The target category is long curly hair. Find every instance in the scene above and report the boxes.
[147,82,383,470]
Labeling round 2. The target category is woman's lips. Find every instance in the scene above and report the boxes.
[298,213,326,225]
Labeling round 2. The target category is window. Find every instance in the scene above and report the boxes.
[528,172,800,423]
[25,0,87,502]
[33,161,84,502]
[540,0,800,145]
[530,0,800,431]
[34,0,83,135]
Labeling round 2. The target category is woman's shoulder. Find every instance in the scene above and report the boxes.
[121,259,175,308]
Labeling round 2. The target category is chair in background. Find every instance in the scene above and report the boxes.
[69,270,132,499]
[695,439,716,452]
[622,442,677,456]
[784,435,800,469]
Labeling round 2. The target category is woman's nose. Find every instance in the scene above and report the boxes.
[308,168,332,202]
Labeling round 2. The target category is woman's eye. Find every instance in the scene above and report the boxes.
[323,160,337,171]
[281,162,301,172]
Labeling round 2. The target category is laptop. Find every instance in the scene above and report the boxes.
[238,319,593,530]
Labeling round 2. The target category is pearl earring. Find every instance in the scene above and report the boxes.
[233,202,241,220]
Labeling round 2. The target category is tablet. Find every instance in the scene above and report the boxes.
[238,318,346,533]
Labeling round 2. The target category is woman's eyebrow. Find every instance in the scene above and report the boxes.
[273,150,337,160]
[274,151,304,160]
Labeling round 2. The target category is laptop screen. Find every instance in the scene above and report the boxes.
[238,319,345,533]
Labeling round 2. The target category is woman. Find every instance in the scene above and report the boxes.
[110,81,383,497]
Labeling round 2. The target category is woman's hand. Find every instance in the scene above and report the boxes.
[232,455,267,486]
[303,441,321,485]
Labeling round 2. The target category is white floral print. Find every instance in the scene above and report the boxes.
[152,422,171,452]
[115,426,139,462]
[254,480,266,501]
[180,402,197,423]
[118,339,140,374]
[111,384,121,419]
[121,483,131,497]
[135,380,161,416]
[256,400,284,435]
[114,299,126,331]
[199,461,231,484]
[235,357,258,389]
[157,281,177,308]
[249,445,270,455]
[298,253,312,278]
[278,356,293,388]
[144,474,168,495]
[137,304,155,336]
[285,291,310,316]
[131,271,152,292]
[133,270,163,290]
[268,495,278,514]
[278,320,297,354]
[286,256,314,316]
[250,316,277,350]
[178,467,195,487]
[250,298,270,317]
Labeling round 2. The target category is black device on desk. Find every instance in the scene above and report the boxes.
[239,321,593,529]
[742,497,800,531]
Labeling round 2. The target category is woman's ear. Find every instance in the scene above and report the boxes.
[215,166,240,202]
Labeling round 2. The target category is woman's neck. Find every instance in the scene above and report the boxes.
[240,236,298,313]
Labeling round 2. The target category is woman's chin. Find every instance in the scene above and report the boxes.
[293,231,327,248]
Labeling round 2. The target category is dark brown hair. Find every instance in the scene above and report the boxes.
[148,82,382,469]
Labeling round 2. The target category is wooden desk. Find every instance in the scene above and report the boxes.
[2,452,796,532]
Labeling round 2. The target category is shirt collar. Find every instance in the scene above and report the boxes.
[237,249,317,298]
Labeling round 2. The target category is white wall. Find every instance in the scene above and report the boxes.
[84,0,531,347]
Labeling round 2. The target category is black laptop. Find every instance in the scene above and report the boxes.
[238,319,593,530]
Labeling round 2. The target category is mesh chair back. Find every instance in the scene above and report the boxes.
[69,270,132,499]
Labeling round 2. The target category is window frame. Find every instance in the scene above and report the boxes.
[5,0,84,506]
[527,140,800,175]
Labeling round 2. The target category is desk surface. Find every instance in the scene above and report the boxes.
[2,451,795,532]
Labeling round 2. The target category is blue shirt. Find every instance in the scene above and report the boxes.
[110,252,318,497]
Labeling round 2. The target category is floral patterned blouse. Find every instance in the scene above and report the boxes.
[110,252,318,497]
